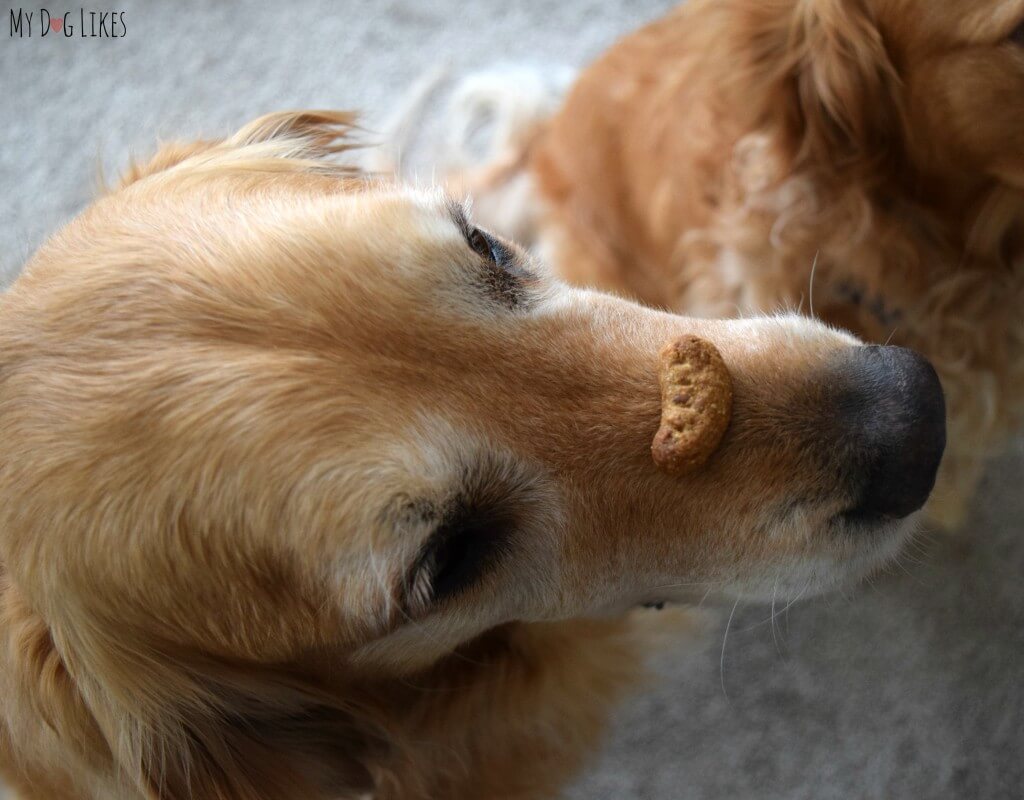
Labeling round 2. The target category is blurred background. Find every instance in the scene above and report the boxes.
[2,2,1022,798]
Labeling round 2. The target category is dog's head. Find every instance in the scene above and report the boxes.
[728,0,1024,197]
[0,112,945,797]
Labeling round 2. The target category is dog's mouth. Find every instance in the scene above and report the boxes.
[807,507,918,595]
[700,496,920,606]
[628,507,916,613]
[731,524,914,605]
[836,506,900,529]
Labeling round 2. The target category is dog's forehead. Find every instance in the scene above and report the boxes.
[329,183,458,227]
[354,185,464,238]
[103,159,461,248]
[253,183,469,269]
[150,179,463,276]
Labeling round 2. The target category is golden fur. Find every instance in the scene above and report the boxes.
[1,111,931,798]
[519,0,1024,528]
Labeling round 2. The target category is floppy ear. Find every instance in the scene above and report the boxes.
[789,0,905,167]
[116,110,363,189]
[224,109,362,157]
[116,139,221,188]
[4,585,389,798]
[131,664,389,800]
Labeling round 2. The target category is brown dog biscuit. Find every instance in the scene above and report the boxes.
[651,334,733,474]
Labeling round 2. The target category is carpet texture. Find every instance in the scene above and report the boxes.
[2,2,1021,798]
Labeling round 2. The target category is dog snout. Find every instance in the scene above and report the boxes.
[836,345,946,521]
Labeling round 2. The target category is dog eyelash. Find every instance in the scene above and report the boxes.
[464,226,519,276]
[446,199,536,307]
[468,230,533,307]
[467,227,497,263]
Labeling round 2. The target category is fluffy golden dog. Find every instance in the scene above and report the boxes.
[0,111,944,798]
[438,0,1023,529]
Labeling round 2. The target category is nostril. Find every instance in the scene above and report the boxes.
[837,345,946,521]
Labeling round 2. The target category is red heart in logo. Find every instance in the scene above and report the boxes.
[50,17,62,32]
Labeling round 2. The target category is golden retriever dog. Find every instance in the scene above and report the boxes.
[438,0,1023,529]
[0,111,945,799]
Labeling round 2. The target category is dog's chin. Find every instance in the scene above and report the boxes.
[721,514,917,604]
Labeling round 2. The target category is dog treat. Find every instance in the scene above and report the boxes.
[651,334,733,474]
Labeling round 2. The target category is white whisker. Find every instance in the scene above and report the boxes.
[698,586,714,609]
[808,250,820,318]
[720,595,741,700]
[783,580,811,633]
[770,577,783,658]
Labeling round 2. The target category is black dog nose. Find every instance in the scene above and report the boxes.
[837,346,946,521]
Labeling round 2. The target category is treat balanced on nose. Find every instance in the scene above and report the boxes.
[651,335,733,474]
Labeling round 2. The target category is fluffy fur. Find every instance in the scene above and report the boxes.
[1,110,929,798]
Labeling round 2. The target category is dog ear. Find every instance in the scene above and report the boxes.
[115,139,221,189]
[223,110,362,159]
[789,0,905,168]
[132,665,389,800]
[116,110,363,190]
[111,652,391,799]
[2,585,113,770]
[4,589,388,798]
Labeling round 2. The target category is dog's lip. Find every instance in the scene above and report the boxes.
[836,507,898,529]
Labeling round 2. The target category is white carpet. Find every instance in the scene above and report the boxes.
[2,2,1021,798]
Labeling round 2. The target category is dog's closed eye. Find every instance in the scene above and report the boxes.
[399,455,551,617]
[408,496,517,610]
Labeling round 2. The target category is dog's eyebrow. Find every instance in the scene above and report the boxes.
[445,197,473,239]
